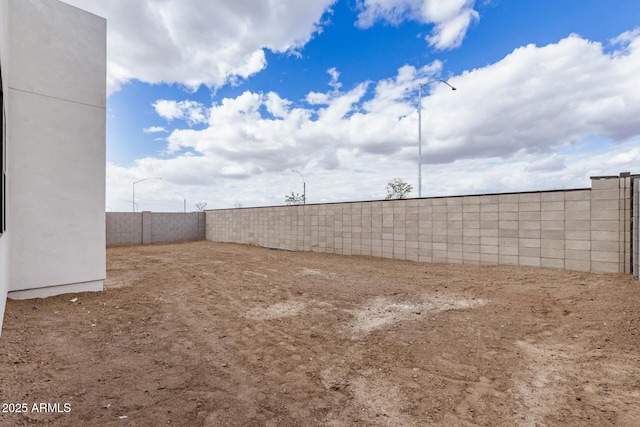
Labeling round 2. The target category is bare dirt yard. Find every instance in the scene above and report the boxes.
[1,241,640,426]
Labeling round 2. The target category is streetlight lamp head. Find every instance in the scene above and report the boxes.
[451,87,457,91]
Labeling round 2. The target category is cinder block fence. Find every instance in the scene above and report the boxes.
[106,212,205,246]
[206,174,638,275]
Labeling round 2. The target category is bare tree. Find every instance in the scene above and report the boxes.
[285,192,305,205]
[194,201,208,212]
[385,178,413,200]
[234,200,243,208]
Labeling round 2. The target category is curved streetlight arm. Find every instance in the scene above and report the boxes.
[417,79,456,198]
[132,177,162,212]
[419,79,457,91]
[291,169,306,205]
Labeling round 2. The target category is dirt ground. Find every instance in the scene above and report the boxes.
[1,241,640,426]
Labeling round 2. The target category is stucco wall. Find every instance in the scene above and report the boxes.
[206,175,634,275]
[3,0,106,301]
[0,0,9,331]
[0,235,6,330]
[106,212,206,246]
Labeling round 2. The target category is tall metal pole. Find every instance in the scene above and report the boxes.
[291,169,306,205]
[132,177,162,212]
[418,84,423,198]
[417,79,456,198]
[175,192,186,213]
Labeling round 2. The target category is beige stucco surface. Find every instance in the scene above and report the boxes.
[0,0,106,319]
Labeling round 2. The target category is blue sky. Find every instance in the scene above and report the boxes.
[67,0,640,212]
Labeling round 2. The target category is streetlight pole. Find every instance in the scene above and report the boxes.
[132,177,162,212]
[291,169,306,205]
[418,79,456,198]
[175,192,186,213]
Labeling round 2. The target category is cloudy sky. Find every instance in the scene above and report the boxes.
[65,0,640,212]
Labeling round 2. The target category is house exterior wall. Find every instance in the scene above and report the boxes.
[0,0,11,331]
[0,0,106,304]
[206,175,635,276]
[0,233,6,331]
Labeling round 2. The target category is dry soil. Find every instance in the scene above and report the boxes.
[1,241,640,426]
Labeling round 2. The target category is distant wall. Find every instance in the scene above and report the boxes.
[634,177,639,280]
[206,174,636,275]
[107,212,205,246]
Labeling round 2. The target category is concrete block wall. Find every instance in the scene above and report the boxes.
[150,212,206,244]
[207,174,637,275]
[633,178,639,280]
[106,212,142,246]
[590,176,625,273]
[106,212,205,246]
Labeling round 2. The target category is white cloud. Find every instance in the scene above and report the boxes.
[61,0,476,95]
[106,30,640,211]
[63,0,338,94]
[611,28,640,48]
[143,126,168,134]
[425,32,640,163]
[423,0,479,49]
[264,92,292,119]
[327,67,342,90]
[153,100,207,126]
[355,0,421,27]
[356,0,479,50]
